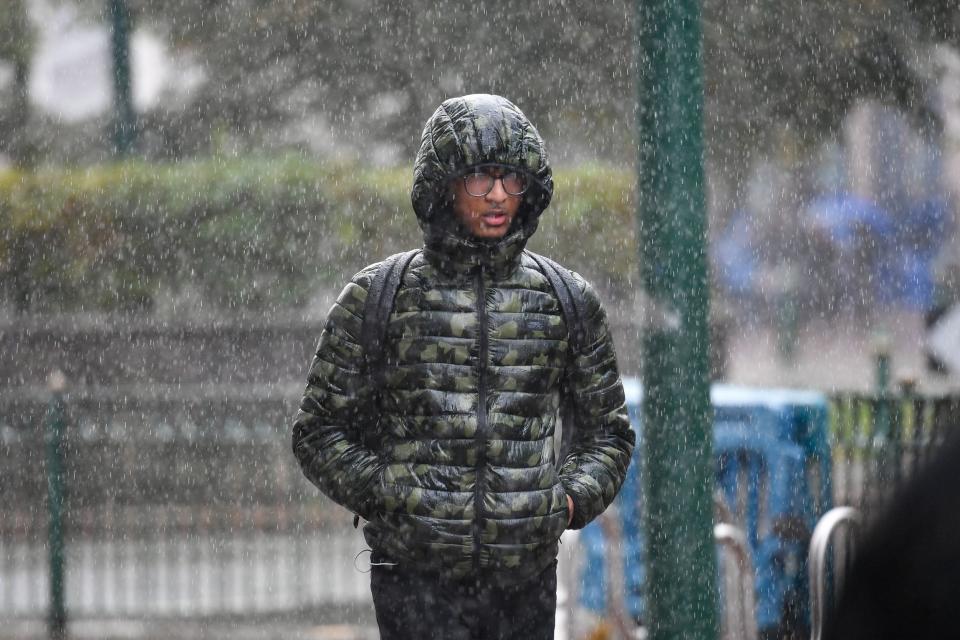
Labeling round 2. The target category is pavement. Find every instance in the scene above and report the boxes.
[1,617,380,640]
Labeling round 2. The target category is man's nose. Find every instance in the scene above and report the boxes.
[486,177,508,202]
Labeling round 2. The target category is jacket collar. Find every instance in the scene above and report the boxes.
[422,221,529,279]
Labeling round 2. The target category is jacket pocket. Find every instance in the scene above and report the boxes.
[551,482,570,540]
[361,463,388,521]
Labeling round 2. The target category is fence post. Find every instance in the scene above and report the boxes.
[774,266,799,363]
[637,1,718,638]
[45,370,67,640]
[109,0,136,155]
[897,379,918,482]
[873,333,891,397]
[871,334,893,512]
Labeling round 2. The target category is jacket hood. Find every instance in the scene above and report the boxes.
[410,94,554,276]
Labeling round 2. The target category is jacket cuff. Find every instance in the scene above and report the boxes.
[564,485,592,530]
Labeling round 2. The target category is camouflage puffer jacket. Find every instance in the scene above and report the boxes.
[293,94,634,584]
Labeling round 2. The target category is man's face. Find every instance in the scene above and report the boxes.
[450,166,524,240]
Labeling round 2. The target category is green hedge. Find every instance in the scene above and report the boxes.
[0,156,636,313]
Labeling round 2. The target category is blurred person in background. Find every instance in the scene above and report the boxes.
[713,162,805,326]
[824,431,960,640]
[292,94,634,640]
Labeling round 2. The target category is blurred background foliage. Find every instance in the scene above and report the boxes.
[0,157,635,313]
[0,0,960,314]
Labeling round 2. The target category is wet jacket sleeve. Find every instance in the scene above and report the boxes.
[292,268,384,519]
[559,278,635,530]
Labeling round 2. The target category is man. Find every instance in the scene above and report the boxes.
[293,94,634,639]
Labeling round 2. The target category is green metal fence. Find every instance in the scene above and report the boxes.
[828,392,960,515]
[0,385,588,637]
[4,384,959,634]
[0,386,372,626]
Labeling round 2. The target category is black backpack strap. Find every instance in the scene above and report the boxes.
[525,251,587,354]
[353,248,419,528]
[526,250,589,465]
[360,249,421,376]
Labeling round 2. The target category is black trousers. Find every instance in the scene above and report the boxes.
[370,559,557,640]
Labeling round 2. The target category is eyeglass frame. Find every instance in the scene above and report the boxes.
[458,164,531,198]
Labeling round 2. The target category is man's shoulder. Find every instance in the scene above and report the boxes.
[338,250,424,314]
[348,261,383,290]
[521,251,595,298]
[348,250,420,289]
[331,261,384,314]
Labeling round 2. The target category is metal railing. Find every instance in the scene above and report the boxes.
[808,507,861,640]
[7,380,959,636]
[715,523,758,640]
[713,491,757,640]
[590,501,759,640]
[0,384,371,626]
[597,510,637,640]
[829,393,959,515]
[817,392,957,639]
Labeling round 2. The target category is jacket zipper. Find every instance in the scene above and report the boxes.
[473,266,488,571]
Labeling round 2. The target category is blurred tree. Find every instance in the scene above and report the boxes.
[84,0,638,161]
[24,0,960,173]
[0,0,36,167]
[905,0,960,43]
[702,0,935,211]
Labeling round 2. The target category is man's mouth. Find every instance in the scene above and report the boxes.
[483,210,509,226]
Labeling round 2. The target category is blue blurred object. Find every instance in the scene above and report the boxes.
[716,189,952,315]
[714,209,760,298]
[579,391,647,621]
[579,379,832,634]
[805,192,893,251]
[875,196,951,311]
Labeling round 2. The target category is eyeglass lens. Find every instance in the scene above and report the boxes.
[464,171,528,197]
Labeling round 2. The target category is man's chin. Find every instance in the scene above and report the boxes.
[475,226,510,240]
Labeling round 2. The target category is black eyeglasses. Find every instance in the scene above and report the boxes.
[461,166,529,197]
